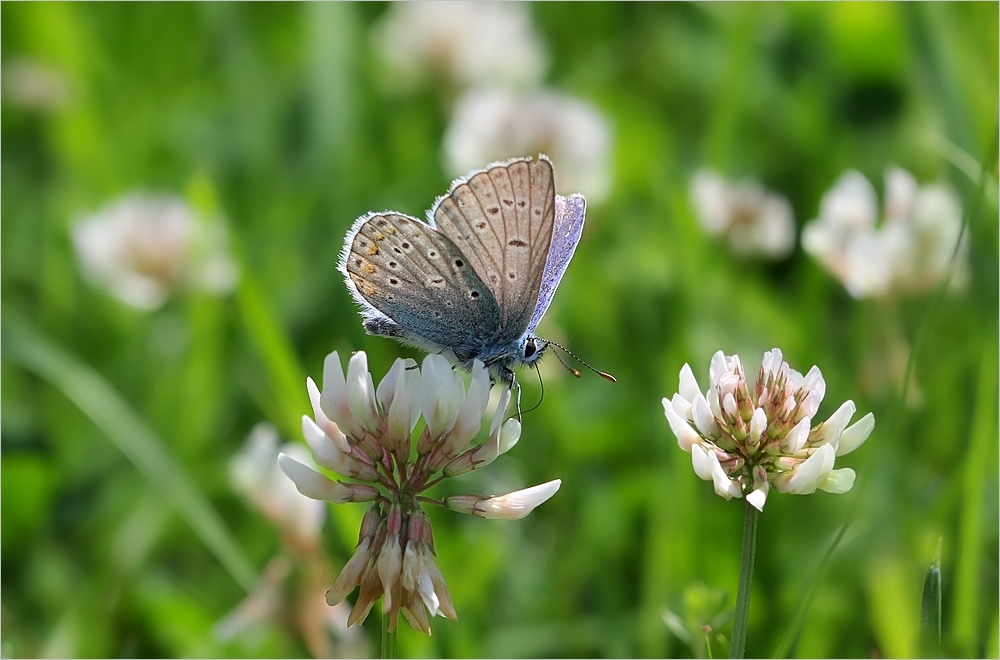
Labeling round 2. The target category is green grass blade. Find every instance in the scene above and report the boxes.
[951,340,998,655]
[920,538,943,658]
[234,267,308,441]
[3,314,257,593]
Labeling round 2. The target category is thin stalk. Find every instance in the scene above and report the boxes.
[731,500,759,658]
[381,612,397,659]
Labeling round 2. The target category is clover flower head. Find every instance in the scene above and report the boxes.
[444,86,613,204]
[689,168,795,259]
[663,348,875,511]
[229,423,327,551]
[802,168,967,298]
[372,2,548,90]
[279,350,560,633]
[71,192,238,310]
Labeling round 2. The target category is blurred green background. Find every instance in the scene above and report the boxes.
[2,2,998,658]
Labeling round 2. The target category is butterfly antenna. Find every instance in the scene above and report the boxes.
[517,364,545,416]
[544,340,617,382]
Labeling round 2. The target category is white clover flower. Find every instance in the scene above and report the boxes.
[802,168,967,298]
[689,168,796,259]
[663,349,875,512]
[2,59,73,112]
[229,423,327,551]
[444,87,613,203]
[372,2,548,91]
[71,193,238,310]
[279,350,558,634]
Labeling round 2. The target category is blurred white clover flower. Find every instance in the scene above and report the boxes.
[229,423,327,551]
[444,87,613,204]
[802,168,968,298]
[689,168,795,259]
[663,348,875,512]
[2,59,73,112]
[222,425,368,657]
[71,193,238,310]
[278,350,560,634]
[372,2,548,90]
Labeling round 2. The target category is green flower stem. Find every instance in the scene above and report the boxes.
[381,612,397,659]
[731,499,759,659]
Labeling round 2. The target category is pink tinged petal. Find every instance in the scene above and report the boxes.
[836,412,874,456]
[377,536,403,613]
[346,351,381,434]
[749,407,768,444]
[722,392,738,417]
[419,354,464,437]
[307,377,351,452]
[403,546,444,619]
[301,416,379,482]
[812,400,857,448]
[690,443,715,481]
[775,444,835,494]
[379,358,418,441]
[401,544,442,617]
[707,455,743,500]
[277,453,378,503]
[691,394,720,437]
[708,350,729,389]
[797,390,822,422]
[800,365,826,400]
[472,479,562,520]
[327,537,373,605]
[670,393,693,421]
[746,486,768,511]
[762,348,783,379]
[443,360,490,456]
[321,351,362,439]
[678,363,701,402]
[489,387,513,438]
[691,445,741,499]
[498,418,521,455]
[819,467,856,494]
[663,398,702,452]
[781,417,812,454]
[423,556,457,620]
[747,465,770,511]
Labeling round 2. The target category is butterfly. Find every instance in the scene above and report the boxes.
[339,154,598,388]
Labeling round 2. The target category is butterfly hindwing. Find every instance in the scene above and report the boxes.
[528,193,587,333]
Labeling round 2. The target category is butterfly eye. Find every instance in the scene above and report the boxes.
[523,338,537,358]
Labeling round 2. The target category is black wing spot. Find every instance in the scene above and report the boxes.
[503,199,514,207]
[429,250,437,257]
[389,261,397,268]
[393,247,402,254]
[534,209,541,216]
[377,219,387,227]
[389,278,398,285]
[508,272,516,280]
[476,222,487,229]
[401,242,411,249]
[354,258,362,266]
[455,259,464,267]
[508,239,527,247]
[470,290,480,299]
[518,201,526,208]
[434,311,442,318]
[487,207,500,215]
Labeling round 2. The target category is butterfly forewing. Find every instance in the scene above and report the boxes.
[432,156,555,341]
[344,212,503,354]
